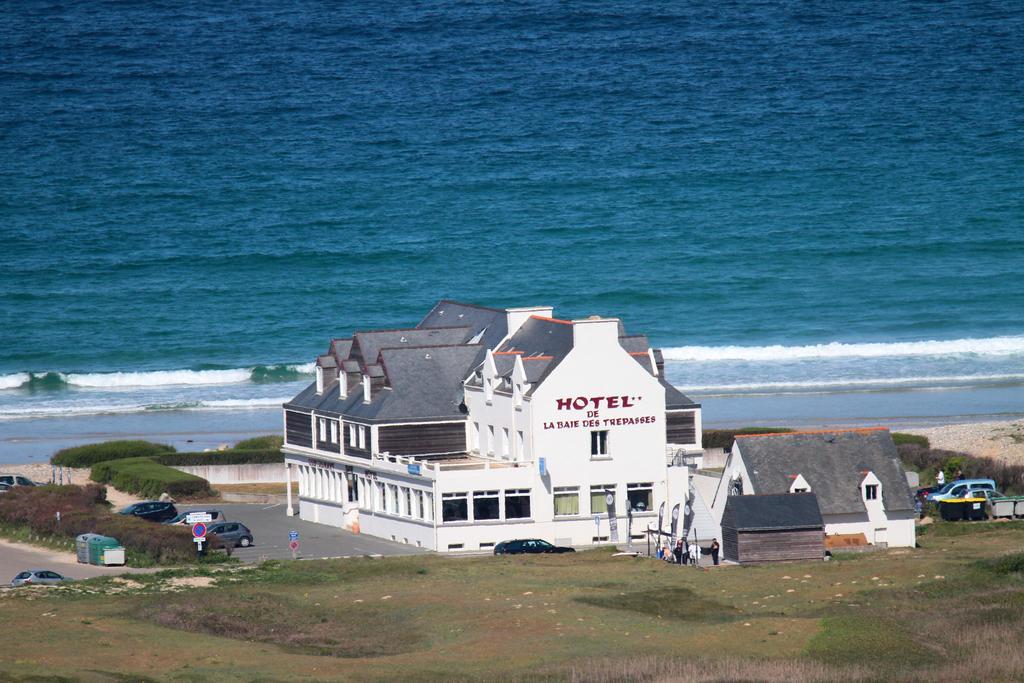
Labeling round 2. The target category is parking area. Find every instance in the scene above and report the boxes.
[176,503,428,562]
[0,539,158,584]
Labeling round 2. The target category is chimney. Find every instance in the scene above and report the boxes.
[506,306,554,336]
[571,316,620,350]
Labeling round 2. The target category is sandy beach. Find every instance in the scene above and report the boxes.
[904,418,1024,462]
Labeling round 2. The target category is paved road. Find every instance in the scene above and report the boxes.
[0,539,156,584]
[176,503,428,563]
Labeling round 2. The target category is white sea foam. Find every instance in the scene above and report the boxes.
[202,397,290,409]
[289,362,317,373]
[0,396,291,420]
[65,368,253,388]
[0,373,31,390]
[662,336,1024,362]
[680,373,1024,394]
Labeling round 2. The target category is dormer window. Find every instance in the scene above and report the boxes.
[513,382,522,406]
[315,366,324,394]
[789,474,811,494]
[865,484,879,500]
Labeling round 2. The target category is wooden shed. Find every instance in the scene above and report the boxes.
[721,493,824,564]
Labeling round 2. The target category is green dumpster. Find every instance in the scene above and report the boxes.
[76,533,104,564]
[87,535,120,565]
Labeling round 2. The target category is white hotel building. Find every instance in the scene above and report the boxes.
[281,301,702,552]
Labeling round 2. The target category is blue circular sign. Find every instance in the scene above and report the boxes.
[192,522,207,538]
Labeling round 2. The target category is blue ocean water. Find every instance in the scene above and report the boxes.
[2,0,1023,422]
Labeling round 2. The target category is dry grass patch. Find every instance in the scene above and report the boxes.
[133,591,424,658]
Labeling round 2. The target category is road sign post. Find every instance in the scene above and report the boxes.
[192,522,208,558]
[289,530,300,559]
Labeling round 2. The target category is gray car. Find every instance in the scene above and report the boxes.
[10,570,70,587]
[206,521,254,548]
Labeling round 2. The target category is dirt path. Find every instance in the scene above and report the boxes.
[0,539,158,580]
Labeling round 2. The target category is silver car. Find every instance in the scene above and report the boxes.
[0,474,36,488]
[10,570,70,587]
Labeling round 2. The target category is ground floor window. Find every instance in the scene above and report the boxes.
[627,482,653,512]
[424,492,434,522]
[387,484,399,514]
[554,486,580,516]
[473,490,500,520]
[375,481,386,511]
[591,484,614,514]
[505,489,531,519]
[442,492,468,522]
[402,487,412,517]
[348,474,358,503]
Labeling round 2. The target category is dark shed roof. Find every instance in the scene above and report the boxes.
[722,493,824,531]
[737,429,915,514]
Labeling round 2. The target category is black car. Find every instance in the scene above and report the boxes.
[118,501,178,523]
[493,539,575,555]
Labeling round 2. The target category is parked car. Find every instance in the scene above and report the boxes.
[0,474,37,488]
[493,539,575,555]
[967,488,1005,501]
[0,483,11,494]
[163,509,225,526]
[206,522,254,548]
[927,479,997,502]
[10,570,70,587]
[118,501,178,523]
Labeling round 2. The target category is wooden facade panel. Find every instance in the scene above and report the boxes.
[285,410,313,449]
[314,416,341,454]
[666,411,696,444]
[722,527,739,563]
[734,529,824,564]
[377,421,466,457]
[344,423,371,459]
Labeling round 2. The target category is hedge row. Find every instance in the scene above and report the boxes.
[91,457,212,499]
[51,440,176,467]
[157,449,284,466]
[702,428,794,450]
[898,444,1024,494]
[0,484,195,564]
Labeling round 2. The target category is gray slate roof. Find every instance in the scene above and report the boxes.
[351,327,471,369]
[736,429,914,514]
[417,300,508,350]
[285,344,485,423]
[722,493,824,531]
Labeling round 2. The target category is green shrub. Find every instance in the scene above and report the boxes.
[52,440,176,467]
[91,457,211,499]
[0,484,195,564]
[983,552,1024,575]
[232,435,283,451]
[892,433,930,449]
[898,444,1024,494]
[157,449,283,467]
[702,428,793,450]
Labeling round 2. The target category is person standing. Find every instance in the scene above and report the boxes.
[689,541,701,566]
[673,539,684,565]
[710,539,720,566]
[936,469,945,487]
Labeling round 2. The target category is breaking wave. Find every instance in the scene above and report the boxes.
[0,364,315,391]
[662,335,1024,362]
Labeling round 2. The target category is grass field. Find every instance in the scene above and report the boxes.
[2,522,1024,682]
